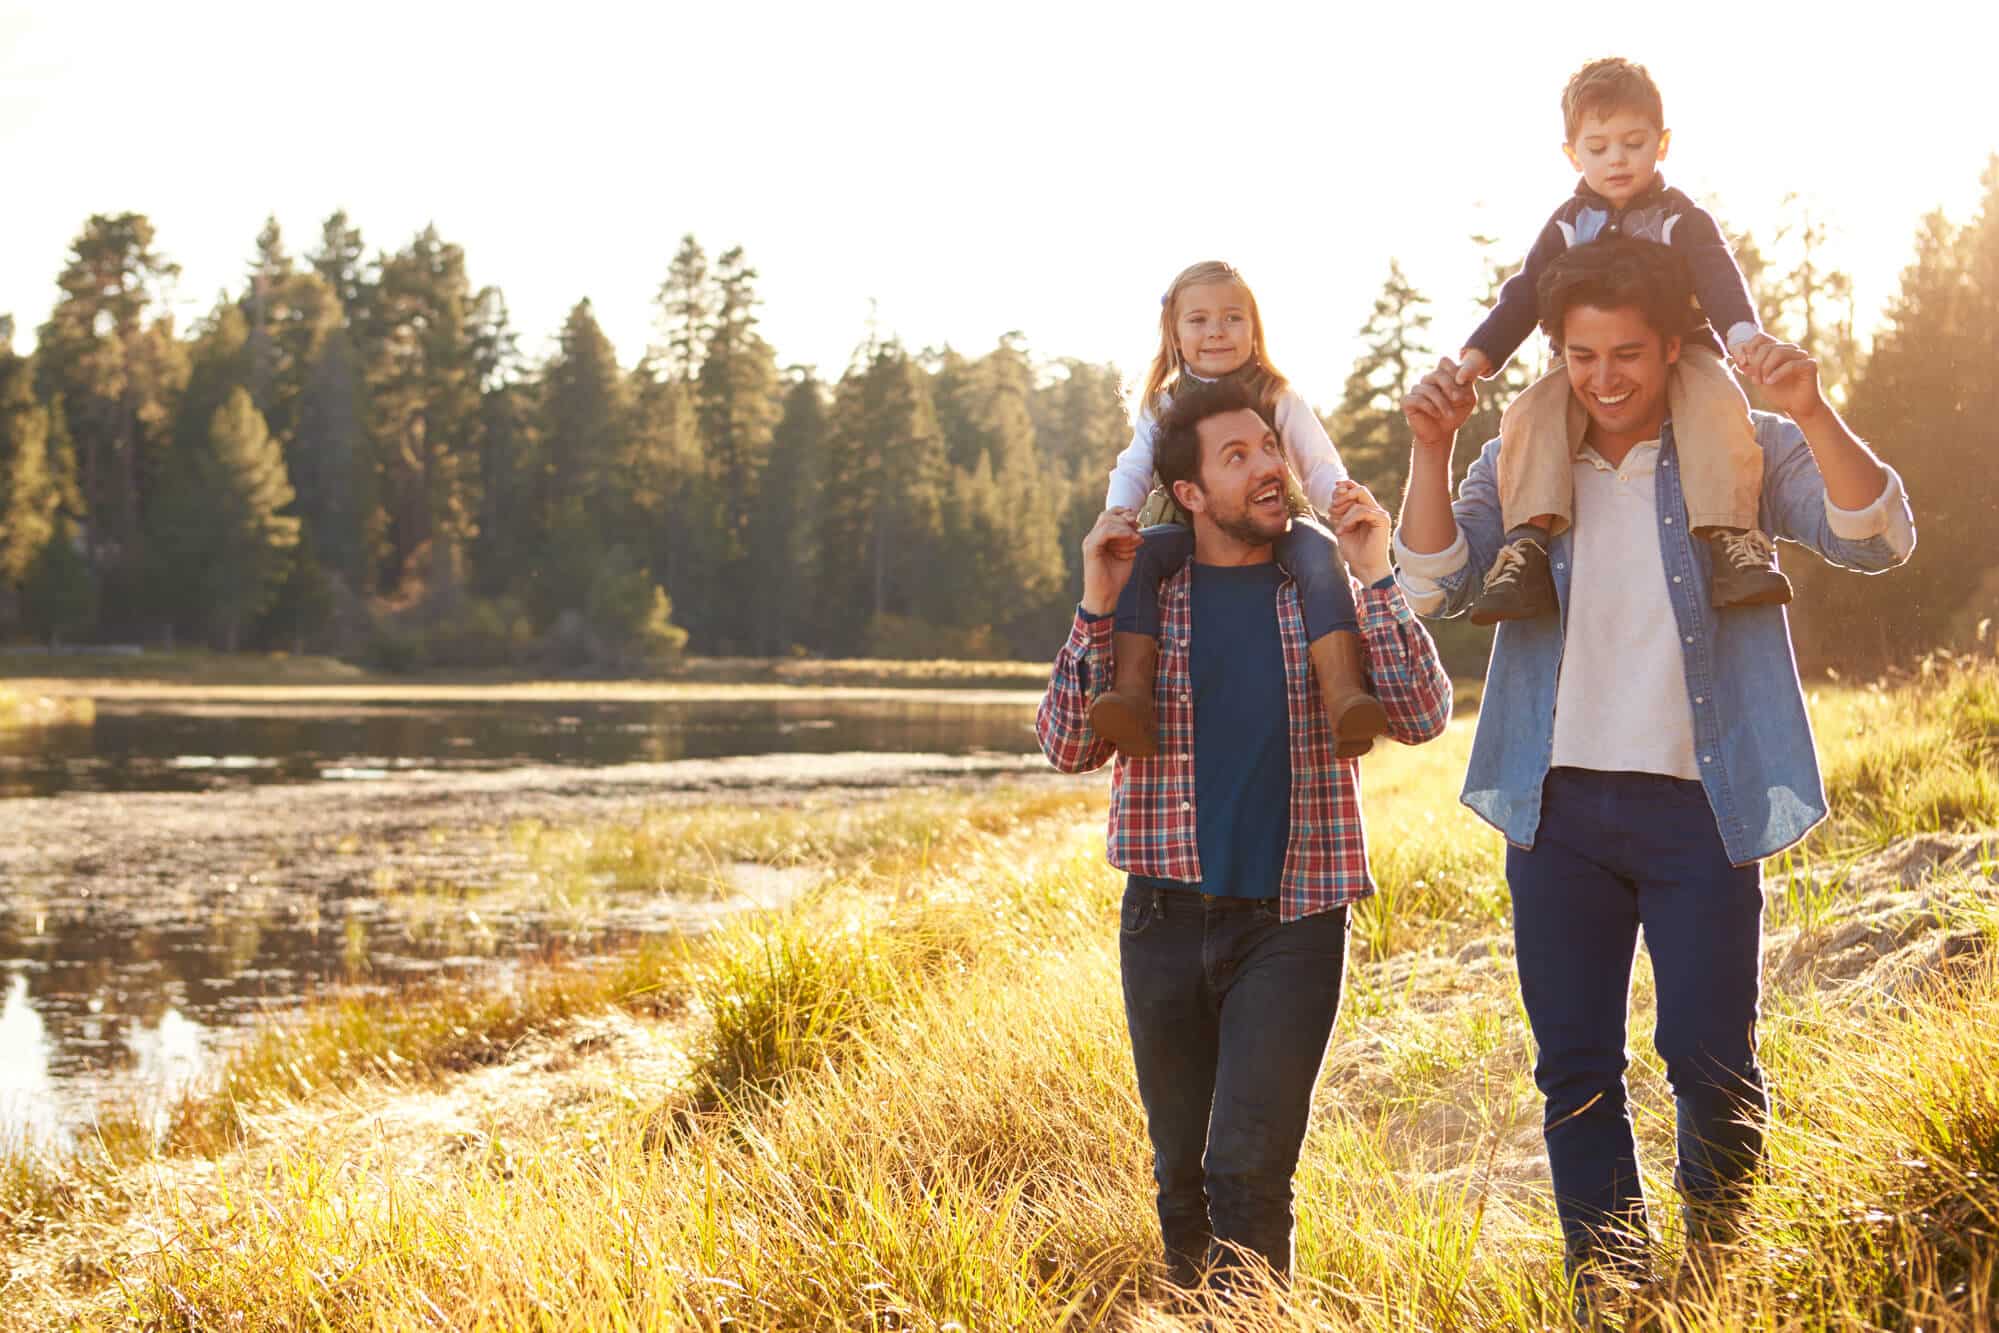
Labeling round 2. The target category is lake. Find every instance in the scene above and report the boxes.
[0,691,1056,1149]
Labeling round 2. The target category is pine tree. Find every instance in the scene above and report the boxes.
[696,247,782,649]
[20,519,94,647]
[817,339,947,652]
[33,213,190,629]
[744,370,826,653]
[366,226,483,601]
[293,324,374,591]
[541,299,625,509]
[199,389,302,649]
[653,235,712,384]
[309,210,373,326]
[1331,259,1433,506]
[0,348,57,596]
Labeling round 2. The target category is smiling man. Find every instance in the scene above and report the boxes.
[1394,238,1915,1312]
[1037,377,1452,1294]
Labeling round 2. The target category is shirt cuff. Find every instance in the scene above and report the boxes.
[1071,606,1116,642]
[1824,468,1916,553]
[1392,528,1469,579]
[1831,471,1903,539]
[1357,579,1416,630]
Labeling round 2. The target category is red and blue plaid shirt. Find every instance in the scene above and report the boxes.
[1036,567,1453,922]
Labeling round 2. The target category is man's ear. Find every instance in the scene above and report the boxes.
[1664,334,1682,366]
[1171,477,1205,515]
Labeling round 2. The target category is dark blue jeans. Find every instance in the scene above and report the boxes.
[1113,518,1359,641]
[1507,767,1767,1277]
[1118,881,1349,1289]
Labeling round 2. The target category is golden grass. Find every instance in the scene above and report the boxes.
[5,658,1998,1330]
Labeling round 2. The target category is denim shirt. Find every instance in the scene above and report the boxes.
[1396,411,1915,866]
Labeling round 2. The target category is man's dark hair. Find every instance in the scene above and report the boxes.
[1536,237,1701,349]
[1153,377,1267,494]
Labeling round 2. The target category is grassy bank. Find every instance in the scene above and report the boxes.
[3,659,1997,1329]
[0,684,93,730]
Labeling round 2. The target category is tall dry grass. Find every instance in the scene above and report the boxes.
[4,658,1997,1330]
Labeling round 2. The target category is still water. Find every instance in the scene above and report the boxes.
[0,695,1043,797]
[0,694,1046,1148]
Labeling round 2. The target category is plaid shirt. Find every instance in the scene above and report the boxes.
[1037,568,1453,922]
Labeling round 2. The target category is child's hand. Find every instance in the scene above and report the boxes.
[1453,348,1492,386]
[1729,331,1781,373]
[1329,480,1393,586]
[1739,340,1826,421]
[1080,509,1143,616]
[1402,358,1477,452]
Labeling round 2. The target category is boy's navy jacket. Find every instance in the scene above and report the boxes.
[1466,175,1759,369]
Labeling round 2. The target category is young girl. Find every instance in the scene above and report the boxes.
[1089,260,1388,759]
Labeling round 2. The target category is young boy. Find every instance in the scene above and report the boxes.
[1454,56,1792,624]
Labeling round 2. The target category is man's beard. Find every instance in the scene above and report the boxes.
[1211,507,1284,547]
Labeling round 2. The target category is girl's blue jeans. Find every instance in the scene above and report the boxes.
[1113,517,1358,640]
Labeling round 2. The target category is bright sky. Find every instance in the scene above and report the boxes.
[2,1,1994,410]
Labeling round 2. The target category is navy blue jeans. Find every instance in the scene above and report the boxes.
[1118,882,1349,1289]
[1507,767,1767,1276]
[1113,518,1358,640]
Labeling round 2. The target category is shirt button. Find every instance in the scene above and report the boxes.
[1664,517,1675,525]
[1702,755,1713,764]
[1554,561,1566,571]
[1694,696,1705,704]
[1685,635,1695,644]
[1672,575,1682,584]
[1180,801,1192,812]
[1181,692,1191,702]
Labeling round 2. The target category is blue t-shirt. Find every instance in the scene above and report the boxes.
[1133,561,1292,900]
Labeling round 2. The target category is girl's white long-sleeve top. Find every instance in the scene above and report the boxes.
[1104,387,1349,514]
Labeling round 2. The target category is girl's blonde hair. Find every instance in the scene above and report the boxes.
[1139,260,1292,419]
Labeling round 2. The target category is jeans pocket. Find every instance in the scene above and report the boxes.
[1120,884,1157,936]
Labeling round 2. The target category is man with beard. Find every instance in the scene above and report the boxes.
[1037,376,1453,1293]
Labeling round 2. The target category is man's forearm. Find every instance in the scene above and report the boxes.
[1795,399,1890,511]
[1397,443,1461,554]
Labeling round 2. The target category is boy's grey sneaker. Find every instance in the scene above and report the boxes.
[1469,535,1558,625]
[1705,526,1793,608]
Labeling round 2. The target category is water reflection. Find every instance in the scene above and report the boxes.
[0,974,58,1151]
[0,696,1041,797]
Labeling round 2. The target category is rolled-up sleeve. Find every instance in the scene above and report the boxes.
[1761,414,1917,574]
[1824,469,1916,562]
[1356,582,1454,744]
[1036,609,1117,774]
[1393,528,1472,617]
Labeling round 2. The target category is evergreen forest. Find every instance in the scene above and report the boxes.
[2,160,1995,676]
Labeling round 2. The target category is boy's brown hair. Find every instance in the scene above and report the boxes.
[1562,57,1664,141]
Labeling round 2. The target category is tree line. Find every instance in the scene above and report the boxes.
[0,161,1994,674]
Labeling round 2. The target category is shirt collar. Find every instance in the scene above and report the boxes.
[1578,438,1662,475]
